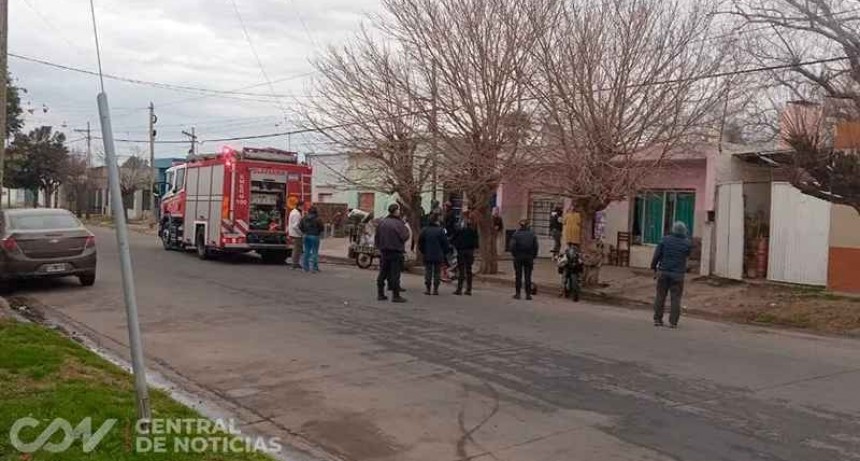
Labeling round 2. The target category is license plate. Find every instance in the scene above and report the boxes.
[44,264,68,273]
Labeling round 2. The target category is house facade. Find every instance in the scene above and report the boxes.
[495,143,717,262]
[706,108,860,293]
[308,152,439,219]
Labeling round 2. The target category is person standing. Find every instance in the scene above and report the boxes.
[452,216,480,296]
[549,206,564,258]
[492,207,504,255]
[562,206,582,248]
[418,215,449,295]
[376,204,411,303]
[651,221,693,328]
[442,202,457,282]
[288,201,304,269]
[299,206,324,273]
[508,219,539,300]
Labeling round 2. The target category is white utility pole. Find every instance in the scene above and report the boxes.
[0,0,8,210]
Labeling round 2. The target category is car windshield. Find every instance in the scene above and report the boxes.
[8,212,83,231]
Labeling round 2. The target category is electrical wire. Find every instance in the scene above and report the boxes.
[88,0,105,92]
[8,53,308,98]
[176,55,853,145]
[228,0,293,142]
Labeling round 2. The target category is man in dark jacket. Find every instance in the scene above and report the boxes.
[549,206,563,257]
[375,204,411,302]
[452,217,479,296]
[418,216,449,295]
[651,221,693,328]
[298,206,324,272]
[508,219,539,300]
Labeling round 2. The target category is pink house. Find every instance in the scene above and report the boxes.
[495,143,719,267]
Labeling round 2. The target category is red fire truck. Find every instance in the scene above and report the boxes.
[159,146,312,263]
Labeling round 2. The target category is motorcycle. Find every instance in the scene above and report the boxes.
[557,246,584,302]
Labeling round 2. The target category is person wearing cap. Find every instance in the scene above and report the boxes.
[651,221,693,328]
[375,203,411,303]
[508,219,539,300]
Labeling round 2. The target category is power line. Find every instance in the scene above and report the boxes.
[186,55,852,144]
[228,0,292,146]
[8,53,311,99]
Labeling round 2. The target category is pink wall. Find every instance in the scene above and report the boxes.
[498,158,710,238]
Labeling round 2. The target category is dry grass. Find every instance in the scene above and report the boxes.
[716,285,860,334]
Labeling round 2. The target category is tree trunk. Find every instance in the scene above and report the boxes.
[579,206,603,287]
[472,191,498,274]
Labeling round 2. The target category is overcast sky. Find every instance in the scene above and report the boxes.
[9,0,381,161]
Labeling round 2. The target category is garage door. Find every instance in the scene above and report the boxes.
[714,183,744,280]
[768,182,831,286]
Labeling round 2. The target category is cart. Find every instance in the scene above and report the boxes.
[347,221,380,269]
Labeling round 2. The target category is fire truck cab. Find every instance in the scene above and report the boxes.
[159,146,312,264]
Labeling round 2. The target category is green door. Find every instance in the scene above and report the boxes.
[675,193,695,235]
[644,192,664,244]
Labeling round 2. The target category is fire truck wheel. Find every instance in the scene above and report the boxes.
[261,251,287,265]
[162,230,173,251]
[196,232,210,260]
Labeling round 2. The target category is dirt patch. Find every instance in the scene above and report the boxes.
[693,283,860,334]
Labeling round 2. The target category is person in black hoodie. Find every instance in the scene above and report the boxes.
[418,215,449,295]
[452,216,480,295]
[508,219,539,300]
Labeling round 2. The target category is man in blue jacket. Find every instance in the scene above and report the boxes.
[651,221,693,328]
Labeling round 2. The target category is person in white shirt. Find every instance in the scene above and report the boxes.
[288,201,304,269]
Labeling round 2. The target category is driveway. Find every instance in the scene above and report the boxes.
[20,226,860,461]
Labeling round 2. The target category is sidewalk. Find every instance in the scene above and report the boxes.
[317,237,726,306]
[319,237,860,334]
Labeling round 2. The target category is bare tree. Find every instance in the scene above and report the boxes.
[528,0,729,282]
[119,152,152,220]
[380,0,545,274]
[730,0,860,212]
[301,28,432,236]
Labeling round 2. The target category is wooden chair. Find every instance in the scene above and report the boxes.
[616,232,631,267]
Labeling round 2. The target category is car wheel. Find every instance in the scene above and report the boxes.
[79,273,96,287]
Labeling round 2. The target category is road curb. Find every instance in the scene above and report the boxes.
[11,295,344,461]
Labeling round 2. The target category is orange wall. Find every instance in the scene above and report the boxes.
[828,247,860,293]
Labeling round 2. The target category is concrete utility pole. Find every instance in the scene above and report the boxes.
[148,103,156,218]
[73,122,93,216]
[73,122,93,166]
[182,127,197,158]
[0,0,8,210]
[89,0,151,423]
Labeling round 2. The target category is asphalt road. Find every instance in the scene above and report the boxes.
[19,226,860,461]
